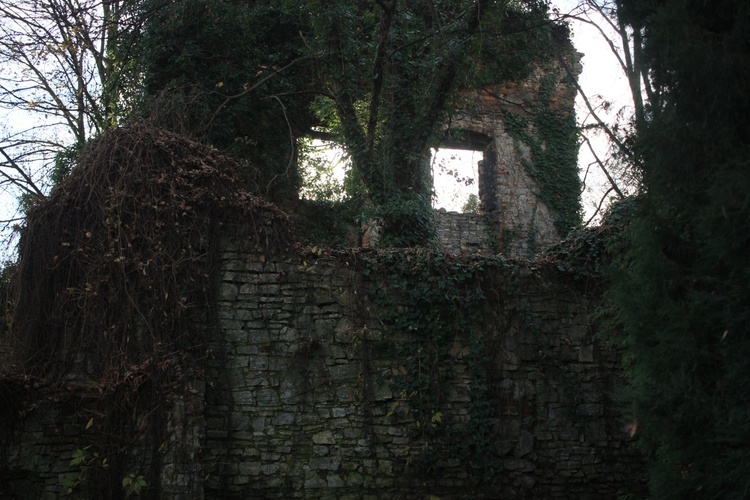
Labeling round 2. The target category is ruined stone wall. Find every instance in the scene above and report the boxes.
[0,398,80,499]
[448,52,583,258]
[0,386,205,499]
[203,229,644,498]
[433,209,492,254]
[2,225,644,498]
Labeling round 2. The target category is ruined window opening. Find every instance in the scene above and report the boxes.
[432,129,492,214]
[431,148,482,213]
[299,131,493,216]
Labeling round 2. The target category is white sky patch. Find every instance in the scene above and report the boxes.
[431,148,481,213]
[553,0,636,221]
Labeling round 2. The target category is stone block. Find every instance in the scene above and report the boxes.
[274,412,296,425]
[219,283,238,301]
[238,462,262,476]
[585,420,607,442]
[313,445,329,456]
[261,464,280,475]
[256,389,280,406]
[554,428,579,441]
[327,474,345,488]
[515,430,535,457]
[304,473,327,488]
[308,456,341,471]
[312,430,335,444]
[575,404,603,417]
[578,344,595,362]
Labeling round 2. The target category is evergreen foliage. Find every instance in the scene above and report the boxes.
[138,0,316,202]
[607,0,750,496]
[305,0,567,246]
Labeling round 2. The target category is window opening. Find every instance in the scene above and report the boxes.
[431,148,482,213]
[299,139,484,215]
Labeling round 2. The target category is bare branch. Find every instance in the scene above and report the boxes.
[580,134,624,198]
[261,95,296,195]
[562,12,629,76]
[0,0,147,209]
[366,0,396,150]
[0,146,45,197]
[556,51,633,161]
[585,185,615,227]
[205,55,316,133]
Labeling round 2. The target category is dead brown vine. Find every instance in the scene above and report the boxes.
[8,123,294,496]
[14,123,292,381]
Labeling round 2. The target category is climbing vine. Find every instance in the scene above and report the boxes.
[363,249,518,482]
[504,74,582,237]
[543,196,638,281]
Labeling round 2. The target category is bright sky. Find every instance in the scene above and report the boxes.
[555,0,634,220]
[431,149,481,212]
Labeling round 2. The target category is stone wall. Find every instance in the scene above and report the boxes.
[201,230,643,498]
[446,52,583,258]
[0,397,79,499]
[0,384,205,499]
[433,209,492,254]
[1,226,644,498]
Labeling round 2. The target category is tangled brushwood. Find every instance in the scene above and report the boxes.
[14,124,291,381]
[8,124,292,496]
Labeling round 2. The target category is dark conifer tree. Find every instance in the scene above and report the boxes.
[609,0,750,496]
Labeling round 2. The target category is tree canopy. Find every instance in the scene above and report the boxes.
[137,0,571,245]
[0,0,577,245]
[138,0,317,202]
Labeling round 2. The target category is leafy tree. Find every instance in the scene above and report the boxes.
[306,0,562,246]
[138,0,317,203]
[138,0,568,245]
[462,193,479,214]
[607,0,750,496]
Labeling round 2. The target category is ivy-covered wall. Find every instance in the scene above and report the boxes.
[448,51,583,258]
[1,223,644,498]
[203,226,643,498]
[0,383,205,498]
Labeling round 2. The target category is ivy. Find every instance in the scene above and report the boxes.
[363,249,516,482]
[544,197,639,281]
[139,0,317,202]
[292,199,358,249]
[362,193,437,248]
[504,75,582,237]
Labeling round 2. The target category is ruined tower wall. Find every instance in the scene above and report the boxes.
[447,53,583,258]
